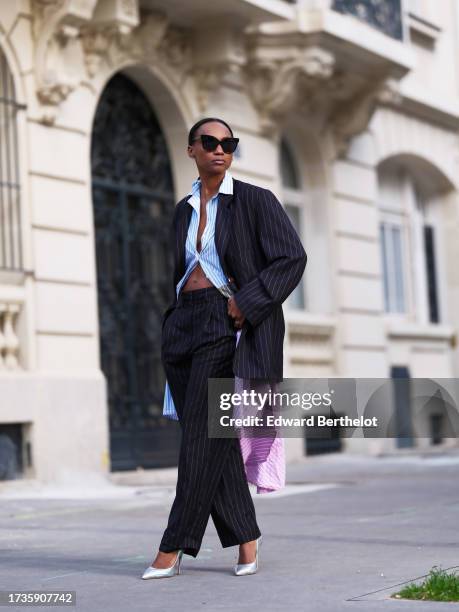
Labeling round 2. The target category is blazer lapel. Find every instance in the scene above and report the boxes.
[215,192,234,272]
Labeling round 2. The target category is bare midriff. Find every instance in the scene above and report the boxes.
[182,195,214,292]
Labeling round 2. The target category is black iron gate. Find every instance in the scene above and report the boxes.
[91,73,180,470]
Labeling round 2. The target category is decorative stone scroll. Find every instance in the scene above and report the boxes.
[243,47,335,136]
[32,1,191,124]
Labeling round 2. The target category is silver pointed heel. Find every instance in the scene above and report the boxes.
[234,535,262,576]
[141,549,184,580]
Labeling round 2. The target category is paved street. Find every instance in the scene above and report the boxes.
[1,451,458,611]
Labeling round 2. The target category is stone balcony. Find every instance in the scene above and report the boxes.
[243,0,414,151]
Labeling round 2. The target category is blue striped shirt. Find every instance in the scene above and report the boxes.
[162,171,234,420]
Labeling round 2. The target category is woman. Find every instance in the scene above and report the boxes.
[142,117,307,579]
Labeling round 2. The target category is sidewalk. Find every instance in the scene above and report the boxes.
[1,451,458,611]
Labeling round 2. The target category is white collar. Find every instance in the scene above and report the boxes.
[187,170,234,199]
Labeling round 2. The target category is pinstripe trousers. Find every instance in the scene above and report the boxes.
[159,286,261,558]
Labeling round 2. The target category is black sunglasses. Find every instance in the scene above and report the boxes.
[192,134,239,154]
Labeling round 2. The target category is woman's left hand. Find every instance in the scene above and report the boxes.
[228,296,245,329]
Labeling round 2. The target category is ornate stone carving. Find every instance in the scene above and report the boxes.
[191,61,243,113]
[0,302,21,370]
[80,27,112,77]
[244,47,335,135]
[120,0,136,18]
[32,0,141,123]
[330,77,403,157]
[186,25,246,112]
[134,10,168,55]
[244,20,407,156]
[104,12,192,89]
[32,1,191,123]
[33,0,99,122]
[155,24,191,75]
[191,68,221,113]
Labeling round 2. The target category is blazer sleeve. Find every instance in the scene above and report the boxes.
[232,188,307,327]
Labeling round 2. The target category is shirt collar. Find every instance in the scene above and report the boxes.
[187,170,234,200]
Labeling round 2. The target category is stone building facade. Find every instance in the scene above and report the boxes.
[0,0,458,484]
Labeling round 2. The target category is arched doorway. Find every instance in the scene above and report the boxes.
[91,72,180,470]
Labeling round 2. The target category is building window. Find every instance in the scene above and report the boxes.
[0,48,23,271]
[415,190,440,324]
[332,0,403,41]
[390,365,414,448]
[280,139,306,310]
[423,224,439,323]
[378,162,445,324]
[380,221,406,313]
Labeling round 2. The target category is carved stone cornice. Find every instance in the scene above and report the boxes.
[31,1,191,124]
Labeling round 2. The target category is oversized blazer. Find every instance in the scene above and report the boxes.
[162,177,307,382]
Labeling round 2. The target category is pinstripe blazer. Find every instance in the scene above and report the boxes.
[162,178,307,382]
